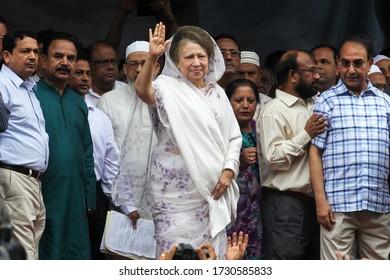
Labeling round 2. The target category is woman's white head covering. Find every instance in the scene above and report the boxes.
[161,26,226,86]
[152,27,240,239]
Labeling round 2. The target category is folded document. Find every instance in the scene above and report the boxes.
[101,210,157,259]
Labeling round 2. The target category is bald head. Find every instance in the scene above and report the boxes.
[276,50,319,98]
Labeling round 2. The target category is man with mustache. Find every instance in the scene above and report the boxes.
[35,32,96,259]
[257,50,326,259]
[0,30,49,260]
[68,50,119,259]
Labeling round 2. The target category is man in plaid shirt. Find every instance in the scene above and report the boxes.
[310,34,390,260]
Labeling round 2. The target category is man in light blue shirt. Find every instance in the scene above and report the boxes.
[0,30,49,260]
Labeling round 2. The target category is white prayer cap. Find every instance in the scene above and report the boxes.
[368,65,382,75]
[125,41,149,59]
[373,54,390,65]
[240,51,260,67]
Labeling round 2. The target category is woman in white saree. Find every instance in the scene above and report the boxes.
[135,23,242,259]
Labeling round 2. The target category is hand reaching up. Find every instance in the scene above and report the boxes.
[226,231,249,260]
[149,22,171,59]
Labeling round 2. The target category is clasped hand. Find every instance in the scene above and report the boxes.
[305,113,328,139]
[240,147,257,166]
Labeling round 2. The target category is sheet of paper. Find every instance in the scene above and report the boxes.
[102,211,157,259]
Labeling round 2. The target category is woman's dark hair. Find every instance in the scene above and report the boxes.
[169,26,214,64]
[225,79,260,103]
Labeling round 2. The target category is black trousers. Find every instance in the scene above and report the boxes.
[261,187,320,260]
[87,180,109,260]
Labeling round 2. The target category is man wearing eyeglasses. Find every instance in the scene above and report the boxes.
[214,33,241,90]
[85,41,126,106]
[310,34,390,260]
[257,50,326,259]
[97,41,159,233]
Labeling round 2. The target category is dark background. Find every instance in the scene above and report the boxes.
[2,0,388,64]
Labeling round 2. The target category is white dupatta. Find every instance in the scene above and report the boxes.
[153,33,241,237]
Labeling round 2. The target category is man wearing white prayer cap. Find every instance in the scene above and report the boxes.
[237,51,272,120]
[97,41,159,232]
[240,51,260,66]
[368,64,382,75]
[373,54,390,86]
[368,65,389,93]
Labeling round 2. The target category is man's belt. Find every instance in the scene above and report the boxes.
[262,186,314,203]
[0,162,44,180]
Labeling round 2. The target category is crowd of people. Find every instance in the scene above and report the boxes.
[1,0,390,261]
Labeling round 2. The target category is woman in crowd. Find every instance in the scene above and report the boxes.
[133,23,242,259]
[225,79,263,259]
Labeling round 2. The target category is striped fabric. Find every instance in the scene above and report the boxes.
[312,80,390,213]
[0,91,10,132]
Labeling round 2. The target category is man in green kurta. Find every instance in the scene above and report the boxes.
[35,32,96,259]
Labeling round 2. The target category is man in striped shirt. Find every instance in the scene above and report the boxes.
[310,34,390,260]
[0,91,9,132]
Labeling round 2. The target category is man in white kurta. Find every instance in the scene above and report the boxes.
[97,41,159,226]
